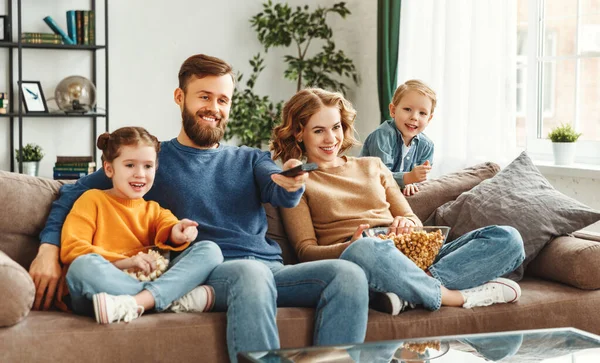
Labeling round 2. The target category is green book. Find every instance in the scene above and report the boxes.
[89,11,95,45]
[21,38,63,45]
[22,32,62,40]
[82,11,89,45]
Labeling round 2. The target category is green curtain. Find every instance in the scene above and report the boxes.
[377,0,401,123]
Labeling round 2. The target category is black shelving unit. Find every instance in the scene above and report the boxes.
[3,0,109,173]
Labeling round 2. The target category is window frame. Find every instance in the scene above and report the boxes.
[525,0,600,165]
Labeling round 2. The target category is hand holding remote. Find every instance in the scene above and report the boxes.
[271,159,313,192]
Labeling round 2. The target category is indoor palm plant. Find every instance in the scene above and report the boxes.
[547,123,582,165]
[15,143,44,176]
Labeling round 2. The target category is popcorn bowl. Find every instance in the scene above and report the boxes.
[364,226,451,270]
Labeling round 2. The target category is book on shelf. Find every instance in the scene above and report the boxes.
[56,155,94,163]
[22,32,62,40]
[53,166,95,173]
[21,38,63,45]
[89,11,95,45]
[75,10,83,44]
[82,11,89,45]
[54,161,96,168]
[43,16,75,45]
[66,10,76,42]
[53,171,89,180]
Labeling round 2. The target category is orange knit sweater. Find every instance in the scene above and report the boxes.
[61,189,188,265]
[57,189,189,310]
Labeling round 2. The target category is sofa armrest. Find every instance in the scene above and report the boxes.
[526,234,600,290]
[0,251,35,327]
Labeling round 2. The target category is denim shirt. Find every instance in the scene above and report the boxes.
[360,119,434,188]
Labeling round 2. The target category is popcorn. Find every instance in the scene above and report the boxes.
[377,229,445,270]
[403,340,442,354]
[124,249,169,281]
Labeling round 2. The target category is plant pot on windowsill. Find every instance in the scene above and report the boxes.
[548,123,582,166]
[15,143,44,177]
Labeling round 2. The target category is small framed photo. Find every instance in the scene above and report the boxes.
[20,81,48,113]
[0,16,6,41]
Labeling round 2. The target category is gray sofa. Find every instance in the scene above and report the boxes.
[1,163,600,362]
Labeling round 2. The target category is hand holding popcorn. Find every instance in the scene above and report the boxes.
[124,250,168,282]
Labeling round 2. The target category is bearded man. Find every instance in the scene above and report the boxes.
[29,54,369,362]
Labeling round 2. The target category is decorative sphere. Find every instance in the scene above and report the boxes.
[55,76,97,113]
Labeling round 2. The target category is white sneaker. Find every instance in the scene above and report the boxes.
[93,293,144,324]
[370,292,414,315]
[460,278,521,309]
[169,285,215,313]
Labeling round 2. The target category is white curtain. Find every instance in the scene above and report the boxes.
[398,0,519,177]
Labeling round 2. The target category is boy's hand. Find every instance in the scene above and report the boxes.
[406,160,431,184]
[171,219,199,245]
[403,184,420,196]
[271,159,309,192]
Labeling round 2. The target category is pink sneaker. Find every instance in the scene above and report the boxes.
[93,293,144,324]
[169,285,215,313]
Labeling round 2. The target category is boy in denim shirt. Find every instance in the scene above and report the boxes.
[360,80,436,195]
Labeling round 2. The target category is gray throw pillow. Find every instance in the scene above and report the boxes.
[434,151,600,281]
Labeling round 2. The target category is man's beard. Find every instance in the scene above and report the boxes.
[181,105,228,148]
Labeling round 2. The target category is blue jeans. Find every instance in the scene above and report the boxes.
[205,256,369,363]
[340,225,525,310]
[65,241,223,315]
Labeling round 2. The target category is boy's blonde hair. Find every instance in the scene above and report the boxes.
[391,79,437,114]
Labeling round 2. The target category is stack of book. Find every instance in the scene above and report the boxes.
[53,156,96,180]
[21,32,63,45]
[42,10,95,46]
[67,10,95,45]
[0,92,8,114]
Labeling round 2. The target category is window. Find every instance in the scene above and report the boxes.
[518,0,600,164]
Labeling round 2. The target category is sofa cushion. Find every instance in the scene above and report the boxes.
[434,152,600,281]
[265,203,299,265]
[3,278,600,362]
[527,235,600,290]
[0,171,66,269]
[0,251,35,327]
[406,162,500,222]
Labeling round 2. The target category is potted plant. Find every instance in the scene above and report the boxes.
[547,123,582,165]
[225,1,359,148]
[15,143,44,176]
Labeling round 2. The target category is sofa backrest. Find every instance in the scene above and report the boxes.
[0,162,500,268]
[0,171,66,269]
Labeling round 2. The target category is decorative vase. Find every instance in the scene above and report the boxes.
[552,142,576,165]
[21,161,40,176]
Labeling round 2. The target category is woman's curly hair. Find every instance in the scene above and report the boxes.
[270,88,360,162]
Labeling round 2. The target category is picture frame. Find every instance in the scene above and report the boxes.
[19,81,48,113]
[0,15,6,41]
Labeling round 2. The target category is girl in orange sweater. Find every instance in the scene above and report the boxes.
[61,126,223,324]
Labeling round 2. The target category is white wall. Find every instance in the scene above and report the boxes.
[0,0,379,177]
[1,0,598,234]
